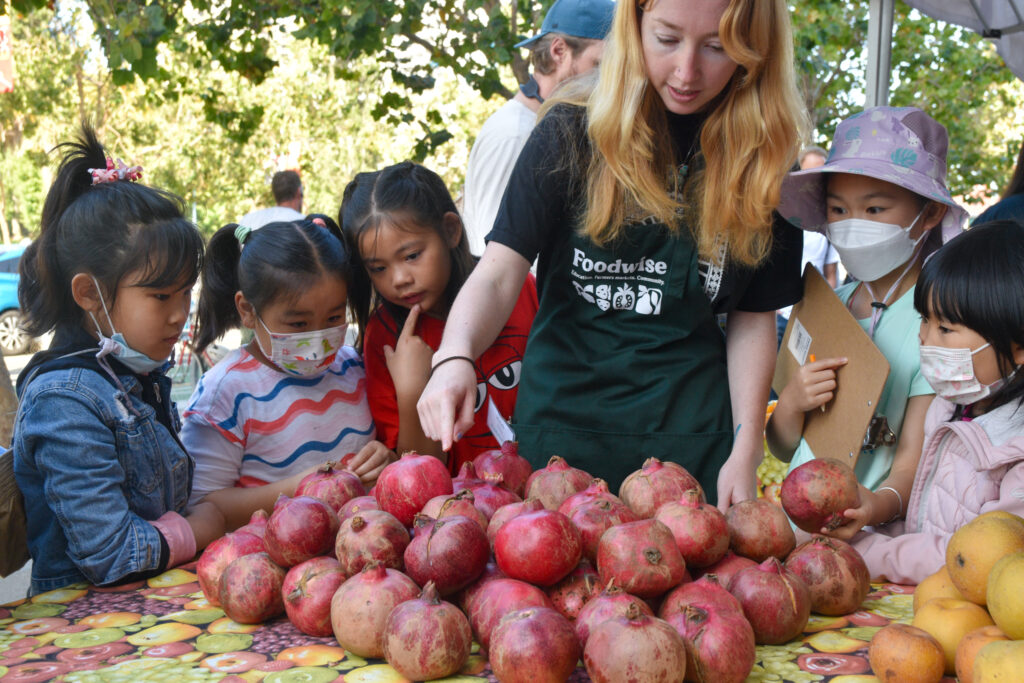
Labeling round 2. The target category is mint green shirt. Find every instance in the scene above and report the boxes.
[787,283,934,490]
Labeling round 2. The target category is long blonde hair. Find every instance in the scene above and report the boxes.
[546,0,805,266]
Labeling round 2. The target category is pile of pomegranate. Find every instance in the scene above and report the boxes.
[197,451,871,682]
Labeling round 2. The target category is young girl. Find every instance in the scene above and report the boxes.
[418,0,805,504]
[183,220,392,529]
[12,127,223,595]
[341,161,538,474]
[850,220,1024,583]
[768,107,968,538]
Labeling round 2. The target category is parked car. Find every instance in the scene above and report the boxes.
[0,244,32,355]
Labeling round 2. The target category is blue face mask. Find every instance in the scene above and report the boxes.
[89,277,170,374]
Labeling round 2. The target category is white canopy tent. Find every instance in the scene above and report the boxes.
[866,0,1024,107]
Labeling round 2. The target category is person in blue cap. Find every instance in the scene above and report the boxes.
[461,0,616,256]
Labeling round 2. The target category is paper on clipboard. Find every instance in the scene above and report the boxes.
[487,397,516,445]
[772,265,890,468]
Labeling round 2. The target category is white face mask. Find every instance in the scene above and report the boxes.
[89,277,168,374]
[255,318,347,377]
[919,342,1009,405]
[826,207,928,282]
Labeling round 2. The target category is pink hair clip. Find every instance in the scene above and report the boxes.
[88,157,143,185]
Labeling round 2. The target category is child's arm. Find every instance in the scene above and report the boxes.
[23,389,182,584]
[828,393,934,540]
[184,500,226,550]
[382,305,446,460]
[202,469,313,530]
[765,356,848,461]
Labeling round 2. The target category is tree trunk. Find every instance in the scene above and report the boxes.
[0,351,18,448]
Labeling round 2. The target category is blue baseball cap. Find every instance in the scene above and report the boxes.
[514,0,617,49]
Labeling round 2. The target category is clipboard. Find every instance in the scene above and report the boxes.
[772,265,890,468]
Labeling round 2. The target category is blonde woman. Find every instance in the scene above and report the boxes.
[419,0,805,509]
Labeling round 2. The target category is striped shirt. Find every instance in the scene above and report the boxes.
[182,346,375,506]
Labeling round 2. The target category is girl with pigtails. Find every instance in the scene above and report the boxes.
[418,0,806,506]
[181,219,393,531]
[13,126,224,595]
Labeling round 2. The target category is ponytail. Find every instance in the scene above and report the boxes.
[20,124,202,337]
[195,224,245,353]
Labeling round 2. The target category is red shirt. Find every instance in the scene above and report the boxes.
[364,274,538,474]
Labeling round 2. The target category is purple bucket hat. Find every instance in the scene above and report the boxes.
[778,107,967,244]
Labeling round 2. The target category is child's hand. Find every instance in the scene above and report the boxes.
[343,440,397,486]
[780,356,848,414]
[185,501,226,551]
[822,484,871,541]
[384,304,434,397]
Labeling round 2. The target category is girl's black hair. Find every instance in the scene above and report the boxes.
[20,125,203,337]
[914,220,1024,414]
[195,219,350,353]
[338,161,475,348]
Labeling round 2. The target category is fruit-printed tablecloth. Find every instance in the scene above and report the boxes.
[0,564,957,683]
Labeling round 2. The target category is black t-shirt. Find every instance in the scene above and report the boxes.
[487,104,802,315]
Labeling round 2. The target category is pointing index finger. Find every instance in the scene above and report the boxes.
[399,304,421,342]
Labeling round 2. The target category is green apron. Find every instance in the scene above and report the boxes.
[512,219,734,503]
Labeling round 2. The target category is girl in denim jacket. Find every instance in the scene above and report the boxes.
[13,127,224,595]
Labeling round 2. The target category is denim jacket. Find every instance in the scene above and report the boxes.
[13,329,193,595]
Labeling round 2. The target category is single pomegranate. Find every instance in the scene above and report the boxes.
[619,458,704,518]
[456,561,507,612]
[780,458,860,533]
[569,497,640,563]
[420,489,489,531]
[263,495,339,568]
[664,603,756,683]
[404,514,489,595]
[545,560,604,621]
[574,580,655,646]
[558,479,624,516]
[465,578,554,652]
[596,519,687,598]
[695,551,757,589]
[658,574,742,619]
[333,509,409,577]
[218,552,285,624]
[784,535,871,616]
[486,498,546,548]
[236,509,269,539]
[470,473,523,518]
[494,509,583,586]
[330,561,420,658]
[374,452,453,526]
[473,441,532,497]
[655,488,730,568]
[282,556,345,636]
[489,607,581,683]
[728,557,811,645]
[524,455,592,510]
[295,462,366,513]
[196,530,264,606]
[337,495,380,523]
[584,602,687,683]
[452,460,486,492]
[383,581,472,681]
[725,498,796,562]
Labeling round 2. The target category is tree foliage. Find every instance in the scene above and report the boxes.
[1,0,1022,243]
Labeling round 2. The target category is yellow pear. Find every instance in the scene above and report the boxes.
[973,640,1024,682]
[914,564,965,613]
[946,515,1024,605]
[912,597,994,674]
[986,551,1024,639]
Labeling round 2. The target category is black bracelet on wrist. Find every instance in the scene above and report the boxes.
[429,355,475,377]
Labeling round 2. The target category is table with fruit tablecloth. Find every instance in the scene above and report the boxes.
[0,562,958,683]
